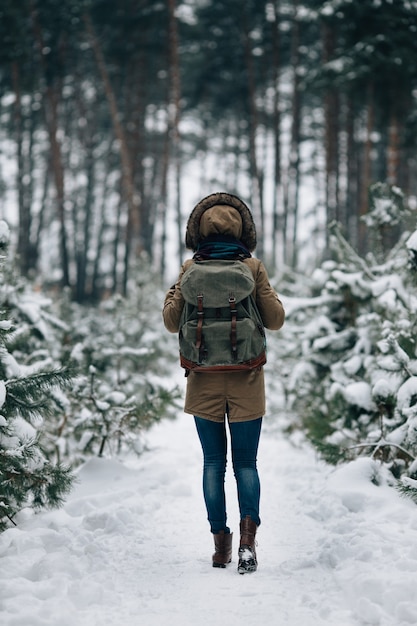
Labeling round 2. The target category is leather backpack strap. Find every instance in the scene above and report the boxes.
[196,293,204,352]
[229,294,238,360]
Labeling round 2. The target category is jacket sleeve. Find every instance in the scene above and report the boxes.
[252,260,285,331]
[162,260,192,333]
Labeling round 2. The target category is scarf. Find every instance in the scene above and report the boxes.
[193,235,252,261]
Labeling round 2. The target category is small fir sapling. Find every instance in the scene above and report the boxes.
[285,185,417,492]
[0,221,74,531]
[52,272,181,463]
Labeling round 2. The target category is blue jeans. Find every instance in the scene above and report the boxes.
[194,416,262,534]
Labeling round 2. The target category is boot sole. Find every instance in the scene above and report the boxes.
[238,564,257,574]
[212,559,231,568]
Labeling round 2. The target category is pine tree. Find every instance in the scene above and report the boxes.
[0,222,74,532]
[47,259,181,464]
[283,184,417,484]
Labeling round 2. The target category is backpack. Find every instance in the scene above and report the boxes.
[179,259,266,373]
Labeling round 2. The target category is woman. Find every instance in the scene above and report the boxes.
[163,192,285,574]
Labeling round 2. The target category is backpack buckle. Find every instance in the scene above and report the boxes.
[229,294,238,359]
[229,294,237,315]
[196,294,204,350]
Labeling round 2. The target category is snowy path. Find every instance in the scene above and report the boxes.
[1,411,417,626]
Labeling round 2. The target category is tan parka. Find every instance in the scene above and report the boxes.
[163,193,285,423]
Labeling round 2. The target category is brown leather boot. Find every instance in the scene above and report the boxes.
[212,531,233,568]
[238,516,258,574]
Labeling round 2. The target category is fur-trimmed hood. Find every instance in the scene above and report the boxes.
[185,192,257,252]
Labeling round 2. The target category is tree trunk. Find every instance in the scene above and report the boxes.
[358,83,375,256]
[159,125,171,279]
[242,5,264,257]
[12,61,33,277]
[285,0,301,270]
[30,3,70,287]
[84,12,140,295]
[387,110,400,186]
[93,172,113,300]
[167,0,183,265]
[76,140,95,302]
[271,0,284,271]
[71,76,97,302]
[345,96,358,247]
[126,48,149,255]
[322,21,339,247]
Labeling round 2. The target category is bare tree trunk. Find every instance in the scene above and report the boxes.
[322,21,339,248]
[345,96,358,247]
[396,93,412,196]
[84,12,140,295]
[284,0,301,270]
[271,0,284,271]
[76,139,95,302]
[387,111,400,186]
[31,3,70,287]
[47,88,71,286]
[92,165,113,300]
[126,48,151,256]
[242,6,264,257]
[67,75,95,302]
[35,153,49,247]
[231,119,241,194]
[159,127,170,279]
[383,109,402,249]
[167,0,183,264]
[358,83,375,256]
[12,61,32,276]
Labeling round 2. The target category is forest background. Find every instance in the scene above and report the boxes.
[2,0,417,297]
[2,0,417,530]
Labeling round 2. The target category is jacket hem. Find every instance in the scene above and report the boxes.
[184,408,264,423]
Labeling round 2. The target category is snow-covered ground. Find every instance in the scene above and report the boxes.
[1,401,417,625]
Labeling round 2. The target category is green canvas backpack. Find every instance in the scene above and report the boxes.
[179,260,266,373]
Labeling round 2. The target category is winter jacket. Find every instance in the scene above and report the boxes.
[163,193,285,423]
